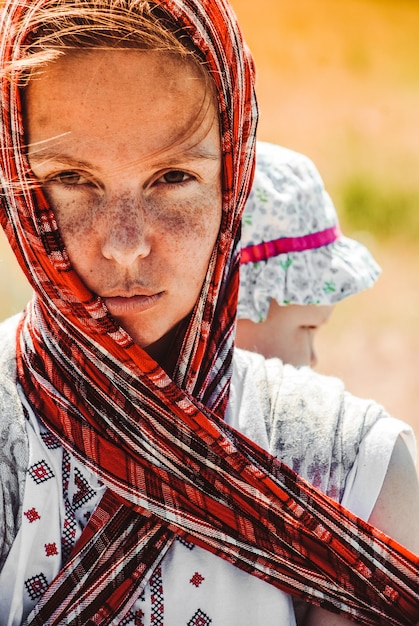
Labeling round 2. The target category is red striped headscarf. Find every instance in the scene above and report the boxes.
[0,1,418,624]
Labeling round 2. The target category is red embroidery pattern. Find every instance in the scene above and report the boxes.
[62,502,77,563]
[61,451,78,562]
[177,536,195,551]
[62,451,70,493]
[24,573,49,601]
[44,542,59,557]
[40,431,60,449]
[149,565,164,625]
[24,507,40,523]
[119,608,144,626]
[28,460,54,484]
[73,467,96,509]
[189,572,204,588]
[187,609,212,626]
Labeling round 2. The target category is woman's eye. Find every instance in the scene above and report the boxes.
[50,171,90,187]
[159,170,191,185]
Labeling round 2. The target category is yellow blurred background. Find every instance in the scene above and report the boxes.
[1,0,419,454]
[230,0,419,457]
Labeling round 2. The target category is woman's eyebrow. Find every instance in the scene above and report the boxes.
[27,152,93,169]
[176,144,220,159]
[149,145,221,167]
[28,147,220,171]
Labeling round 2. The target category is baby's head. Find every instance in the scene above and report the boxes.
[236,142,381,366]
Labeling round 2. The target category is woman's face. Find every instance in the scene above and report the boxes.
[24,49,222,360]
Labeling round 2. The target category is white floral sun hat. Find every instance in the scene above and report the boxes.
[238,142,381,322]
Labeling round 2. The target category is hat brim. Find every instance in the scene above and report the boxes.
[237,236,381,322]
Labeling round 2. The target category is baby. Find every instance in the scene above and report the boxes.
[236,142,381,366]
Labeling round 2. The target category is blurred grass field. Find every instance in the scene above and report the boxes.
[1,0,419,451]
[232,0,419,240]
[231,0,419,453]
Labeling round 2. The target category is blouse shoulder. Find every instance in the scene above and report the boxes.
[239,349,391,502]
[0,313,29,570]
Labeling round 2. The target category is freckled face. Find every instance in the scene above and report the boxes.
[24,50,222,359]
[235,302,334,367]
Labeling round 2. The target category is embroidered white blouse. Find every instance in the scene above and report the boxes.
[0,317,415,625]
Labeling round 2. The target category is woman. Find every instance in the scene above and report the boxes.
[0,1,417,624]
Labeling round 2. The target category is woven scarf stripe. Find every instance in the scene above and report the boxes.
[19,311,419,625]
[166,0,257,409]
[1,0,418,624]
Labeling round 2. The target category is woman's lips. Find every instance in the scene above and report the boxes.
[103,293,162,316]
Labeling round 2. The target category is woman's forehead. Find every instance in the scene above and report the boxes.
[24,49,221,178]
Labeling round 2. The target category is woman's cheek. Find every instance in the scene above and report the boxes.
[149,191,221,242]
[49,194,103,243]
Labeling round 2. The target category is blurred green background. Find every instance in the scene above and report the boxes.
[1,0,419,447]
[230,0,419,449]
[232,0,419,242]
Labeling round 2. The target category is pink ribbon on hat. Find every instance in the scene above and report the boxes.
[240,224,341,264]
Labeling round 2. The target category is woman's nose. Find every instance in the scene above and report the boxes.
[101,196,151,266]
